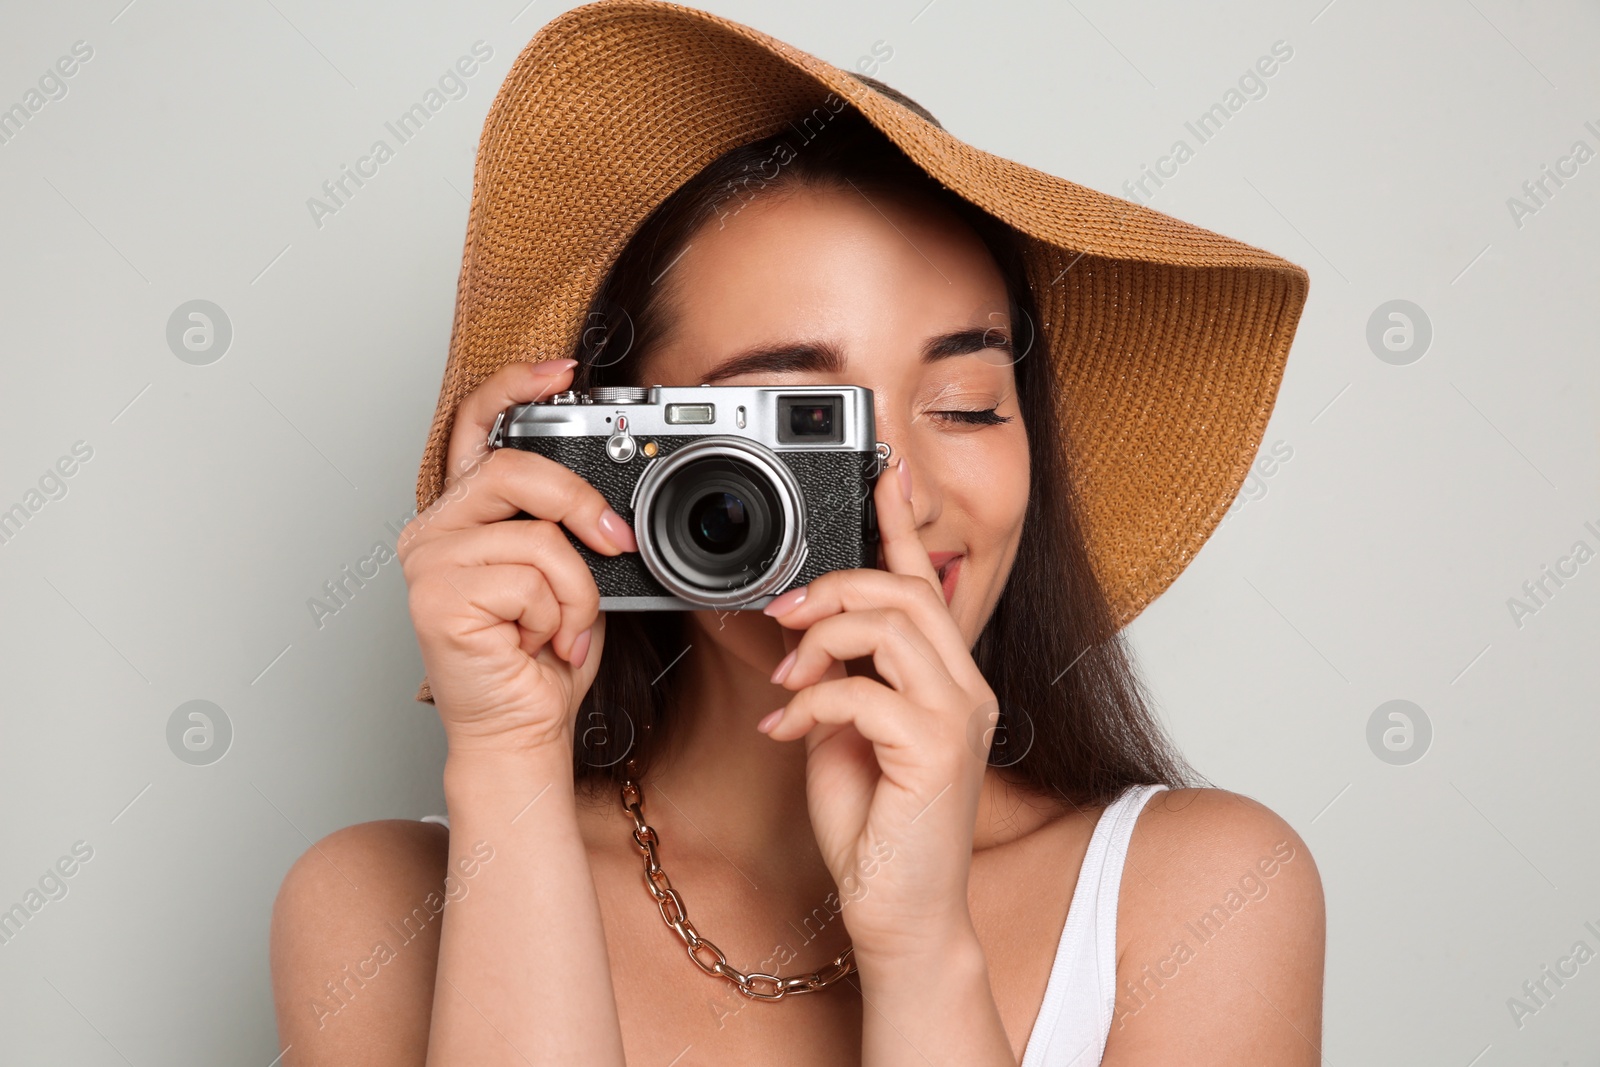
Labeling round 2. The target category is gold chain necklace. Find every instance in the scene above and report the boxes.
[619,759,857,1001]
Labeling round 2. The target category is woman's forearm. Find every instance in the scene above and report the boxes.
[425,748,626,1067]
[856,921,1016,1067]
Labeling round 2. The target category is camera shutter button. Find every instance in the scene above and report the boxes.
[607,413,637,463]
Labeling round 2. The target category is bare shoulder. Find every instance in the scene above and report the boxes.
[1103,787,1326,1066]
[1120,785,1325,948]
[270,819,450,1067]
[1126,787,1321,895]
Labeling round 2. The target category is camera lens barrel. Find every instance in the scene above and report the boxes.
[631,436,808,608]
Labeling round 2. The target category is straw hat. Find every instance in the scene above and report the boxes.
[412,0,1310,698]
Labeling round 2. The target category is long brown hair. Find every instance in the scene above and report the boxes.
[565,78,1200,809]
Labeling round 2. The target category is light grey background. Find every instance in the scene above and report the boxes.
[1,0,1595,1063]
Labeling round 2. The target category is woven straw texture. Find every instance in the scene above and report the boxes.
[410,0,1310,701]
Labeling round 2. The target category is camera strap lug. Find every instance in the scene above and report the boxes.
[873,440,893,476]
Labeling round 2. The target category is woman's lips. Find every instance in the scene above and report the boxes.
[928,551,964,605]
[938,556,962,605]
[873,546,965,606]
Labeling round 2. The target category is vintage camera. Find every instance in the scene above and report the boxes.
[487,384,892,610]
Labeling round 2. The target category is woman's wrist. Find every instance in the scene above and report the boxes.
[443,744,575,816]
[849,910,988,989]
[855,920,1014,1066]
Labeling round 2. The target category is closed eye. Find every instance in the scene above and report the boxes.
[931,408,1012,426]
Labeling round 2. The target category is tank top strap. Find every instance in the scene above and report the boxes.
[1021,782,1169,1067]
[1088,783,1167,1035]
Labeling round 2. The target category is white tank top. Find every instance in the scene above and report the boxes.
[1019,782,1168,1066]
[419,780,1167,1065]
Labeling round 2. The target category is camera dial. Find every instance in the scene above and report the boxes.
[590,386,650,404]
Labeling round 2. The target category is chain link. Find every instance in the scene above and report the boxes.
[619,760,857,1001]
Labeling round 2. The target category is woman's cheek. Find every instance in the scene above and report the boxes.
[980,423,1031,529]
[953,425,1029,619]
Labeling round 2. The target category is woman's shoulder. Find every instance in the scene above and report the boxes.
[1131,784,1312,853]
[273,818,450,912]
[996,782,1321,905]
[269,819,451,1052]
[1120,785,1324,925]
[1126,783,1312,883]
[1109,786,1326,1038]
[271,816,452,953]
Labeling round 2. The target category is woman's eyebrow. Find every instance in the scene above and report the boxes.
[925,326,1013,360]
[699,340,847,384]
[699,327,1012,384]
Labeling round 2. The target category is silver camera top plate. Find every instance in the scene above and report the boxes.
[497,384,878,452]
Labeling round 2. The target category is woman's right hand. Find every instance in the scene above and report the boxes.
[396,358,639,757]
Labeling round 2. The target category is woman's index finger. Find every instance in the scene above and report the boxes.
[875,456,942,591]
[443,359,578,489]
[423,447,634,558]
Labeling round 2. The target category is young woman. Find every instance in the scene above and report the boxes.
[270,7,1324,1065]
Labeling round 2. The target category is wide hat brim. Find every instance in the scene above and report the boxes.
[415,0,1309,640]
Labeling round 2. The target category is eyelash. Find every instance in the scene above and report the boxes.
[931,407,1013,426]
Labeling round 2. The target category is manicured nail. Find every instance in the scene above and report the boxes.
[897,456,913,502]
[598,508,638,552]
[756,708,784,734]
[570,627,593,669]
[770,650,798,685]
[762,586,807,616]
[542,358,579,373]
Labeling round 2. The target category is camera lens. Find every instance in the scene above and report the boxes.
[688,491,749,553]
[790,404,833,437]
[653,455,785,591]
[630,436,810,608]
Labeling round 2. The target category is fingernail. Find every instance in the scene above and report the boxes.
[756,708,784,734]
[762,586,807,616]
[770,650,798,685]
[570,626,593,669]
[897,456,913,502]
[542,358,579,373]
[598,507,638,552]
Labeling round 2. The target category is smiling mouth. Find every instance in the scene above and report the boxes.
[871,546,964,605]
[937,556,962,605]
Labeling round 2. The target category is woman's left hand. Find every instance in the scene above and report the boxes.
[759,456,998,965]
